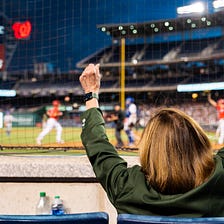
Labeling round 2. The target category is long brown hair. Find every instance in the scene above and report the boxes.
[139,108,214,194]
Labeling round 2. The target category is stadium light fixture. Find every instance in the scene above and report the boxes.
[207,21,211,26]
[101,27,106,32]
[150,24,155,28]
[186,18,192,23]
[177,2,205,15]
[132,59,138,64]
[118,26,123,30]
[213,0,224,9]
[177,82,224,92]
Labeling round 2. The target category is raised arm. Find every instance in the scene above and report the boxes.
[207,92,217,107]
[79,64,135,206]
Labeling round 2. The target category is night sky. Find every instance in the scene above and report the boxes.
[0,0,215,73]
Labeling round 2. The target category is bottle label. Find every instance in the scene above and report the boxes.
[51,204,64,215]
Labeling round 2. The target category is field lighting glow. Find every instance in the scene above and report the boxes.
[0,90,16,97]
[177,82,224,92]
[177,2,205,15]
[213,0,224,9]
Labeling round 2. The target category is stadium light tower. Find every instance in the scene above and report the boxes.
[177,2,206,16]
[120,38,125,110]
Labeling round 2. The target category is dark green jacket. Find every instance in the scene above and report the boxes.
[81,108,224,217]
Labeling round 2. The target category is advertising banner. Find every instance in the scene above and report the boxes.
[12,113,37,127]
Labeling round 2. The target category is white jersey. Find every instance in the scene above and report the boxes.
[4,114,13,127]
[126,103,137,125]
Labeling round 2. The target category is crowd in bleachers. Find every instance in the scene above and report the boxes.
[137,101,217,130]
[1,69,222,97]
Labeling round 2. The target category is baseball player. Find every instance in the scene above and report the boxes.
[124,97,137,146]
[208,92,224,144]
[3,111,14,136]
[36,100,63,145]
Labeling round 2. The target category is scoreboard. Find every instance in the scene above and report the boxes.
[0,13,32,72]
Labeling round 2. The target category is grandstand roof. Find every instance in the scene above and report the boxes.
[97,11,224,39]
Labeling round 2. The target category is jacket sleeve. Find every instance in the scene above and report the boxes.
[80,108,138,203]
[217,147,224,168]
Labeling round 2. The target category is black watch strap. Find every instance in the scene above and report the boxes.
[83,92,99,102]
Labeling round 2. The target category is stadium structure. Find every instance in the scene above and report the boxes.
[2,10,223,104]
[1,9,224,132]
[77,10,224,102]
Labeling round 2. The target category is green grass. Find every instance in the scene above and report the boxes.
[0,127,81,145]
[0,127,218,156]
[0,126,131,146]
[0,126,132,155]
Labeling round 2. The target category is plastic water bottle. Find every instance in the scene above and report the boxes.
[51,195,65,215]
[36,192,50,215]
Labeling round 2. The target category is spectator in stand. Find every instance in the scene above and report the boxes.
[79,63,224,217]
[36,100,63,145]
[208,92,224,144]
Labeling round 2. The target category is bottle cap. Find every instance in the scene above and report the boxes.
[54,195,60,199]
[40,192,46,197]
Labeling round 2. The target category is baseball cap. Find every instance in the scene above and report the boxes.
[52,100,60,106]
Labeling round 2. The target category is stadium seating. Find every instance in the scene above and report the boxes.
[77,37,222,66]
[0,212,109,224]
[0,80,16,89]
[117,214,224,224]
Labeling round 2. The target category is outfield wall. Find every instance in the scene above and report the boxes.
[0,155,139,224]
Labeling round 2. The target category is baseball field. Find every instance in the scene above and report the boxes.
[0,126,221,156]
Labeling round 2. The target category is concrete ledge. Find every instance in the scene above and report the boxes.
[0,155,139,178]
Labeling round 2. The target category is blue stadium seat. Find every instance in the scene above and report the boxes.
[0,212,109,224]
[117,214,224,224]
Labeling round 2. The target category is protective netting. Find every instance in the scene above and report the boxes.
[0,0,223,150]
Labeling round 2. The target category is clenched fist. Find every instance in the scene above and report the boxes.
[79,64,101,93]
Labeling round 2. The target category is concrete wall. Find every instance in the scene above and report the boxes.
[0,182,117,224]
[0,155,139,224]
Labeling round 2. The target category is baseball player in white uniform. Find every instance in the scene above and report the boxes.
[4,111,14,136]
[124,97,137,146]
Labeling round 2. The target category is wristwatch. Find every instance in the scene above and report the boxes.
[83,92,99,102]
